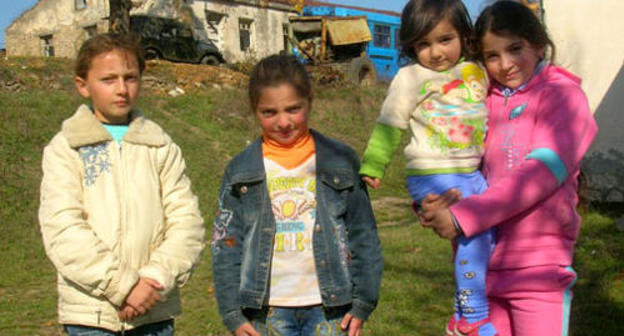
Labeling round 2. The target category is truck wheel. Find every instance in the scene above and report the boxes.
[347,57,377,85]
[200,55,220,66]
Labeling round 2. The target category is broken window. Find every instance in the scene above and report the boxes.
[204,10,224,45]
[75,0,87,10]
[84,25,98,38]
[204,9,227,25]
[239,19,253,52]
[40,35,54,57]
[373,24,391,48]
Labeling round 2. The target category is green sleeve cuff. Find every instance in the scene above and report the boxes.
[360,122,403,178]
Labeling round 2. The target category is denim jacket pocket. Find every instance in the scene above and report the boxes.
[229,172,265,231]
[320,169,354,217]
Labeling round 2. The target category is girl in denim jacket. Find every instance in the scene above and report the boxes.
[211,55,383,336]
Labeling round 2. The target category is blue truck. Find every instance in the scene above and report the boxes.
[291,3,402,82]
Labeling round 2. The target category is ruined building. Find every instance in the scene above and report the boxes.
[5,0,298,63]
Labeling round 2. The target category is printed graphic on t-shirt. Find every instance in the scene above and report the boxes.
[418,63,487,154]
[265,155,322,306]
[269,177,316,253]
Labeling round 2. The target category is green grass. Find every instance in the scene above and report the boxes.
[0,58,622,335]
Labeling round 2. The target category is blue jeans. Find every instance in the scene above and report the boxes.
[407,172,496,322]
[244,305,349,336]
[64,319,173,336]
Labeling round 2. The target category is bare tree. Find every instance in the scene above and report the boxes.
[109,0,133,34]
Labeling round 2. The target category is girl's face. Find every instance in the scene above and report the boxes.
[413,19,462,72]
[255,83,310,146]
[481,32,544,89]
[75,49,141,124]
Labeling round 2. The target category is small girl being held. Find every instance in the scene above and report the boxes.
[420,2,597,336]
[211,55,383,336]
[360,0,496,335]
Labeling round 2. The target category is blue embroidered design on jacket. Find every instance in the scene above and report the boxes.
[78,143,111,186]
[509,103,528,120]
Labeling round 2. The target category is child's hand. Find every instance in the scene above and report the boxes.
[124,277,164,315]
[234,322,260,336]
[340,313,364,336]
[421,189,462,211]
[420,207,459,240]
[118,303,139,322]
[361,176,381,189]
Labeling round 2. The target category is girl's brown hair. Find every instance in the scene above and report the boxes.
[399,0,473,62]
[473,0,556,63]
[248,54,312,111]
[75,33,145,79]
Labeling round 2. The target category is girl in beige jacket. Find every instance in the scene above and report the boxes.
[38,33,204,335]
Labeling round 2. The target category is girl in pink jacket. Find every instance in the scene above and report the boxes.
[420,2,597,335]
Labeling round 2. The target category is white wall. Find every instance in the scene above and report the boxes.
[545,0,624,202]
[544,0,624,113]
[190,1,295,63]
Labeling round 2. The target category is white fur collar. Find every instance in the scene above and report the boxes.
[62,105,167,148]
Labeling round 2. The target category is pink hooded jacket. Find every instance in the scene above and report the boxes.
[450,65,598,270]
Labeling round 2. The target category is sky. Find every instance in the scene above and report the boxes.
[0,0,486,49]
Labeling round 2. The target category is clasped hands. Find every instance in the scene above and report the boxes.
[118,277,164,322]
[417,189,463,240]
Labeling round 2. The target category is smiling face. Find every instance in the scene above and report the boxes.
[255,83,310,146]
[481,32,544,89]
[413,19,462,72]
[75,48,141,124]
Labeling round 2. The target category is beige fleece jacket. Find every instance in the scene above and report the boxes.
[38,105,205,331]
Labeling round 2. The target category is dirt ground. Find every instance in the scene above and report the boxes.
[0,57,348,95]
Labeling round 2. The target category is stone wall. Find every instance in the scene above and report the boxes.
[133,0,297,63]
[191,0,296,62]
[6,0,109,58]
[6,0,296,63]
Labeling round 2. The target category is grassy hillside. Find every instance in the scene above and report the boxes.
[0,57,622,335]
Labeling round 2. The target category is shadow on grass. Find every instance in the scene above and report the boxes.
[571,202,624,336]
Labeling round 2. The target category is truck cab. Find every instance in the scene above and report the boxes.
[301,5,402,81]
[130,15,225,65]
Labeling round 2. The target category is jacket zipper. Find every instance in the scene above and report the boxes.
[115,141,126,267]
[118,141,128,335]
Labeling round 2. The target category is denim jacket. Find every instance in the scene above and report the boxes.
[211,130,383,332]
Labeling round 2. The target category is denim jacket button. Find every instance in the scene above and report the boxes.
[240,185,248,194]
[330,294,337,301]
[320,260,326,267]
[333,176,340,184]
[314,225,321,232]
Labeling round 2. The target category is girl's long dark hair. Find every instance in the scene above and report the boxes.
[473,0,556,63]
